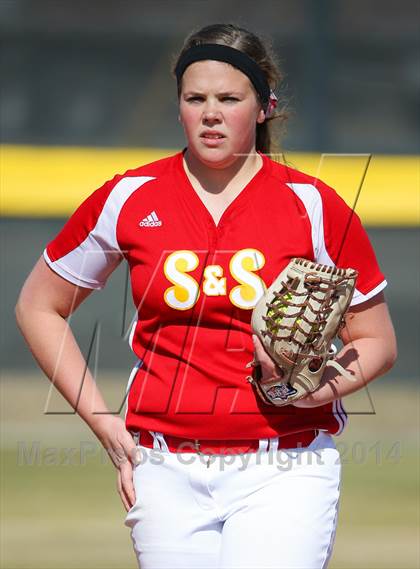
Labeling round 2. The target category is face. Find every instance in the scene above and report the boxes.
[178,60,266,169]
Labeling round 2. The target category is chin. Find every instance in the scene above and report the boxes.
[201,155,233,168]
[191,144,241,169]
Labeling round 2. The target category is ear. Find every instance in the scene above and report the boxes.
[256,108,266,124]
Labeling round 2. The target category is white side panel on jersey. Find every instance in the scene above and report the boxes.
[128,317,138,351]
[43,176,155,289]
[286,183,387,306]
[286,182,338,267]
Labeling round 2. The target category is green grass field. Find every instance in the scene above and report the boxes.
[1,373,418,569]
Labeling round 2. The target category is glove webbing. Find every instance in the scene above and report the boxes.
[262,275,343,351]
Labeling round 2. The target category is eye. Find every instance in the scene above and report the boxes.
[221,96,239,102]
[186,96,204,102]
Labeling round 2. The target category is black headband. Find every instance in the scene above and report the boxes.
[174,43,271,110]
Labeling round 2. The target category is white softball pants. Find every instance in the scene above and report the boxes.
[124,431,341,569]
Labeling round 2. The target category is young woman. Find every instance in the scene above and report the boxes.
[16,23,397,569]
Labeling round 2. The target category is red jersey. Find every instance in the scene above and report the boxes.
[44,149,387,439]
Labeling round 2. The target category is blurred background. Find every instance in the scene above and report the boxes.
[1,0,419,568]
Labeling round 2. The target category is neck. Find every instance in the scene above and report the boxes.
[183,148,262,195]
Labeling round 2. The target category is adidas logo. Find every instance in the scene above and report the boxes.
[139,210,162,227]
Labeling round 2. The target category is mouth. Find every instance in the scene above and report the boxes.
[200,132,226,146]
[200,132,225,140]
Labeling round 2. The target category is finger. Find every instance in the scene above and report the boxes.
[252,335,268,360]
[251,334,260,354]
[120,461,136,508]
[252,336,285,383]
[251,335,261,362]
[116,470,131,512]
[252,336,274,370]
[120,480,135,512]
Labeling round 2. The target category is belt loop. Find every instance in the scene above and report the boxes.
[269,437,279,453]
[154,431,170,453]
[149,431,161,450]
[258,438,269,452]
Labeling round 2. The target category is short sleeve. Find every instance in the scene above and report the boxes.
[43,175,125,289]
[316,180,387,306]
[287,178,387,306]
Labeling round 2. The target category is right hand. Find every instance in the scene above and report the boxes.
[252,335,281,382]
[92,415,141,512]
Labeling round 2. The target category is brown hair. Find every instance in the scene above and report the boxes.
[171,23,289,155]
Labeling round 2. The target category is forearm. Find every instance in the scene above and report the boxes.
[15,305,112,435]
[296,336,396,407]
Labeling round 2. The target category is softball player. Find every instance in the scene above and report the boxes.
[16,23,397,569]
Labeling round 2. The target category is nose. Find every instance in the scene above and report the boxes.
[202,100,222,124]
